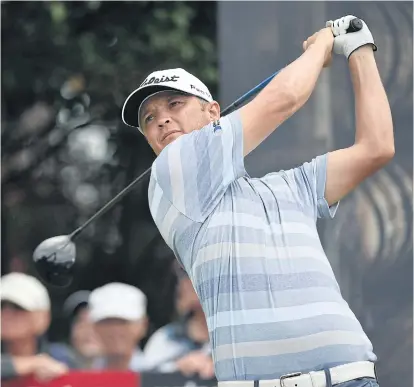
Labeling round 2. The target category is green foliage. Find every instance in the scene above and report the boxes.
[1,1,218,338]
[2,1,218,119]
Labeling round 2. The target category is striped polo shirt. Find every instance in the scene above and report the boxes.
[148,111,376,381]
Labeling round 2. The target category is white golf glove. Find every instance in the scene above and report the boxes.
[326,15,377,59]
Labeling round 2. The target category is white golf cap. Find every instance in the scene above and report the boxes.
[0,272,51,311]
[121,68,213,133]
[89,282,147,322]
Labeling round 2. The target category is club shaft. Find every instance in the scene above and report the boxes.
[69,71,280,240]
[70,166,152,240]
[221,70,280,116]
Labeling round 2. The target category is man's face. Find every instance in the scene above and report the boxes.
[94,318,147,357]
[139,91,220,155]
[71,308,102,358]
[1,302,40,341]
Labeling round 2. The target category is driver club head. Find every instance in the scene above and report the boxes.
[33,235,76,287]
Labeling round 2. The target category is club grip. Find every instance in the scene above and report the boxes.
[346,18,363,33]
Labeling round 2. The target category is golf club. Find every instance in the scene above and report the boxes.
[32,71,281,287]
[32,18,363,287]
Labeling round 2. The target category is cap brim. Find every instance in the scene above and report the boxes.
[1,294,33,311]
[122,85,180,129]
[91,308,144,323]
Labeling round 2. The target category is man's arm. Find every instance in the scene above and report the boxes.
[325,46,394,206]
[2,354,69,382]
[240,28,333,156]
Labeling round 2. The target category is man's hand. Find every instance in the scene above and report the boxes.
[12,354,68,382]
[31,354,69,382]
[326,15,377,59]
[303,27,334,68]
[175,351,214,380]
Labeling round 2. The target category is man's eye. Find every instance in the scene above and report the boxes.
[170,100,182,107]
[145,115,154,123]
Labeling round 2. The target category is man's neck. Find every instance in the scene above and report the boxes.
[105,351,134,371]
[6,338,38,356]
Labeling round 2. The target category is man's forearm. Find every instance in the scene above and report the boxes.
[10,356,36,376]
[349,46,394,157]
[275,40,327,109]
[1,355,37,380]
[241,37,329,155]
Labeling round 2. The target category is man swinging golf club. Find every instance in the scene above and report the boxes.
[122,16,393,386]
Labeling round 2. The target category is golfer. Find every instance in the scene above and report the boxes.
[122,16,393,386]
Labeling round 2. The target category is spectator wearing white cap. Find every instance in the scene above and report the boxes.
[89,282,150,372]
[1,272,79,381]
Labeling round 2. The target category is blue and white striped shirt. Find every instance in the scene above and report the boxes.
[148,111,376,381]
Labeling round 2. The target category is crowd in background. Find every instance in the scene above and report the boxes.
[0,263,214,383]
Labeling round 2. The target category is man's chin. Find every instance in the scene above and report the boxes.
[162,132,182,146]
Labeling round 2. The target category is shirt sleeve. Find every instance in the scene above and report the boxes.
[1,355,18,380]
[286,154,339,220]
[152,110,246,222]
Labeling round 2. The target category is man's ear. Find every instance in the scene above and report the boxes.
[208,101,221,121]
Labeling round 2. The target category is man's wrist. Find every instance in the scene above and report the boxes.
[12,356,36,376]
[306,39,330,66]
[348,45,379,87]
[348,45,375,64]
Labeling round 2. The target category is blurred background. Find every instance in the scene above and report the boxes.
[1,1,412,387]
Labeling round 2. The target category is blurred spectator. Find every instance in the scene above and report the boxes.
[89,282,150,372]
[62,290,103,369]
[144,265,213,379]
[1,273,79,381]
[1,354,69,383]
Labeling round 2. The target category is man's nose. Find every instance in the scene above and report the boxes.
[157,117,171,128]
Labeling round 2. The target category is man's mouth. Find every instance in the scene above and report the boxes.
[161,131,181,142]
